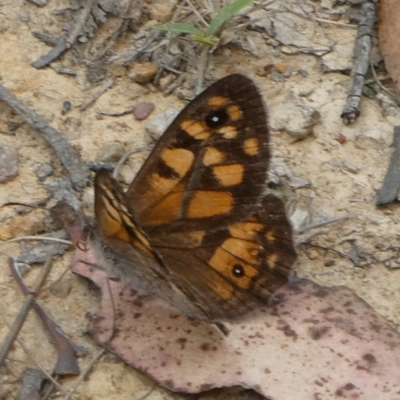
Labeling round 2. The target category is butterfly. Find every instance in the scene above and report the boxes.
[93,74,297,321]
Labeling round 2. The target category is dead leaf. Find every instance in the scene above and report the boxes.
[71,240,400,399]
[379,0,400,90]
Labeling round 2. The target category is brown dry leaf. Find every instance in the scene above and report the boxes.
[379,0,400,89]
[71,240,400,399]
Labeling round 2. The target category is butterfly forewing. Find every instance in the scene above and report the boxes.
[126,75,269,232]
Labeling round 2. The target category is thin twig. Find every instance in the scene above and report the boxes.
[0,258,53,368]
[112,146,153,179]
[0,236,73,246]
[92,0,132,61]
[80,76,115,111]
[0,83,89,189]
[195,45,210,95]
[376,126,400,205]
[66,0,97,47]
[10,261,80,375]
[370,61,400,105]
[31,35,69,69]
[163,74,186,95]
[341,1,376,124]
[97,107,135,117]
[295,213,356,234]
[108,31,163,64]
[0,307,65,393]
[313,17,357,29]
[185,0,210,29]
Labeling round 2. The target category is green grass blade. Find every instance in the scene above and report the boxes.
[154,23,205,37]
[191,34,219,46]
[207,0,254,37]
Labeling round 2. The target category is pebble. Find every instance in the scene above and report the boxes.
[61,100,72,115]
[129,62,158,84]
[269,90,321,139]
[150,2,175,23]
[133,102,155,120]
[145,107,179,140]
[34,162,53,181]
[27,0,47,6]
[18,11,30,22]
[0,144,18,183]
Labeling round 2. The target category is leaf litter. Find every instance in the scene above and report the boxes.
[69,221,400,399]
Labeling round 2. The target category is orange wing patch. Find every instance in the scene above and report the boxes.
[267,253,278,268]
[217,125,238,139]
[180,119,211,140]
[144,191,184,225]
[243,137,260,156]
[265,229,276,243]
[212,164,244,187]
[187,191,233,218]
[208,96,229,107]
[221,238,261,266]
[229,222,264,241]
[227,104,243,121]
[161,148,194,177]
[202,147,226,166]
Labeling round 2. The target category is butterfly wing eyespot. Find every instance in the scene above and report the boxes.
[232,264,245,277]
[205,109,229,128]
[94,75,296,320]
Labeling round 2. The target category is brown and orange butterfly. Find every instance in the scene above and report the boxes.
[93,74,296,321]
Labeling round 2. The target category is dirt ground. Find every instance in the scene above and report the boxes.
[1,0,400,399]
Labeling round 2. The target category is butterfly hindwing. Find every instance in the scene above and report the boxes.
[151,194,296,319]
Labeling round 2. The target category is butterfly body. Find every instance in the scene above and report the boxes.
[94,74,297,321]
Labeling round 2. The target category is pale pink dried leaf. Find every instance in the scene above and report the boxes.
[379,0,400,90]
[72,241,400,399]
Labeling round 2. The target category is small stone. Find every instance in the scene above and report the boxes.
[342,161,360,174]
[61,100,72,115]
[35,162,53,181]
[145,107,180,140]
[27,0,47,6]
[0,144,18,183]
[269,90,321,139]
[290,208,310,231]
[97,142,126,163]
[256,67,267,77]
[270,70,285,82]
[19,11,30,22]
[298,69,308,77]
[150,2,175,23]
[276,62,286,74]
[133,102,155,120]
[129,62,158,84]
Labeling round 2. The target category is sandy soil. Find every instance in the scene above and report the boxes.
[1,1,400,399]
